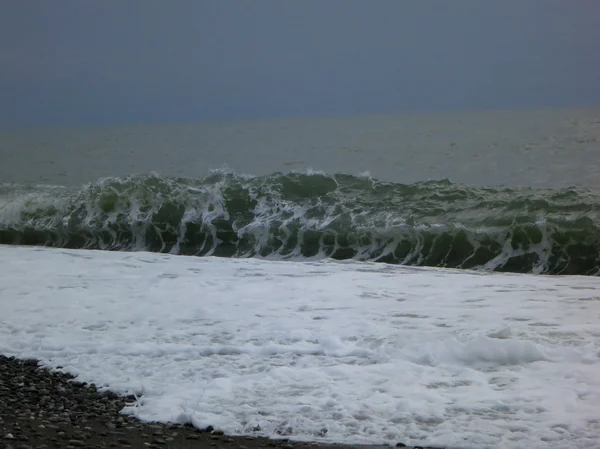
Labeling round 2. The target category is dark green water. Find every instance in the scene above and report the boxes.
[1,108,599,274]
[2,171,599,275]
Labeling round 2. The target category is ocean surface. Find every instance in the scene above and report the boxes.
[1,107,600,275]
[1,107,600,448]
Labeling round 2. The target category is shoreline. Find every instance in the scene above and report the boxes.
[0,355,443,449]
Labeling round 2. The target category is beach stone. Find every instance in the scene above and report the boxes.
[2,355,447,449]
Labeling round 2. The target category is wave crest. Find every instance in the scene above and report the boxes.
[1,171,599,275]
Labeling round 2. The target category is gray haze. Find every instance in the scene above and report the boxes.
[1,1,599,128]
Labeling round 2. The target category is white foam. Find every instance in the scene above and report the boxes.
[1,246,600,448]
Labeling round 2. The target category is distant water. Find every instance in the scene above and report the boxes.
[1,107,599,274]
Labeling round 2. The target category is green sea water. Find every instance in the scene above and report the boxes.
[1,107,599,274]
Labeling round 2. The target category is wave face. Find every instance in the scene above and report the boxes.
[1,171,599,275]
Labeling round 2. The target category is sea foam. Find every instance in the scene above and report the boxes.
[1,246,600,448]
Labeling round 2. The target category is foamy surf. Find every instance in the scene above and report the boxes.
[1,245,599,448]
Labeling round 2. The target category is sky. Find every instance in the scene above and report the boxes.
[1,0,599,128]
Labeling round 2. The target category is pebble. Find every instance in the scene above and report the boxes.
[0,355,443,449]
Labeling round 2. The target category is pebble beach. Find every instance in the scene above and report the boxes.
[0,356,440,449]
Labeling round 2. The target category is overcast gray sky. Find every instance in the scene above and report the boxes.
[1,0,599,128]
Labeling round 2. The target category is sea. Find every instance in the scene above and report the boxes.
[1,107,600,448]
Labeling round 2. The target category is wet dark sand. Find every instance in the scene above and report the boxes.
[0,356,444,449]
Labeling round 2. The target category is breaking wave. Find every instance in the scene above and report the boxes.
[1,170,599,275]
